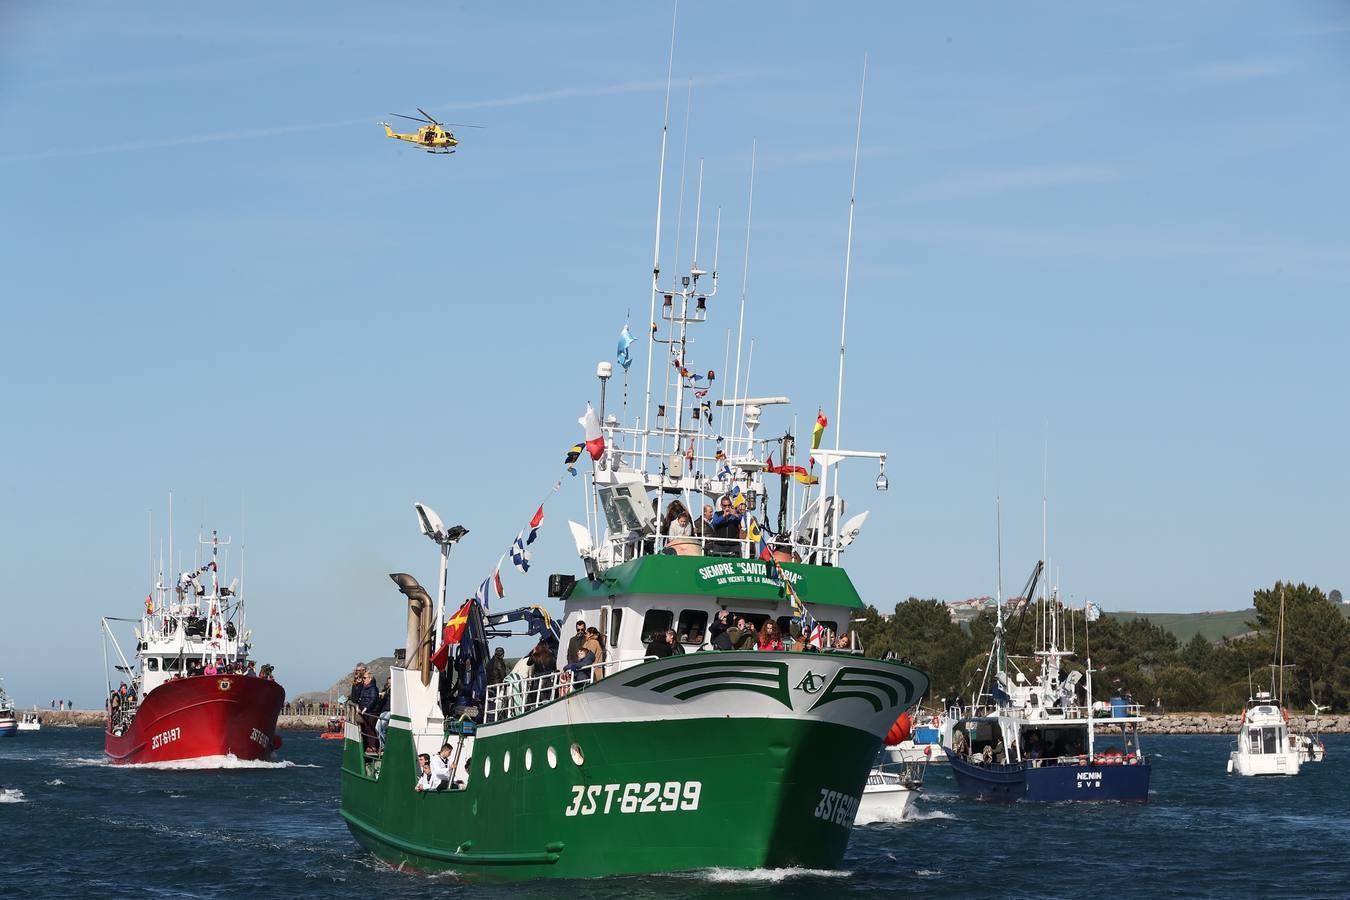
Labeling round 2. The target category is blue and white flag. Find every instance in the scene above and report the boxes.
[1085,601,1101,623]
[617,323,635,371]
[510,531,531,573]
[474,576,492,610]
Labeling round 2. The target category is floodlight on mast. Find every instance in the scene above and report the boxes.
[412,501,468,648]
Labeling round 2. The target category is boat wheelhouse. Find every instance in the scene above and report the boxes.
[101,529,284,764]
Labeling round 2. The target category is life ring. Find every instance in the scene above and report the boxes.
[1126,754,1137,765]
[557,670,572,698]
[1077,754,1087,766]
[930,715,940,727]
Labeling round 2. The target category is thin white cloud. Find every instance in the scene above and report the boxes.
[438,79,669,112]
[1291,21,1350,36]
[0,76,729,164]
[1186,58,1293,85]
[0,120,367,164]
[920,163,1121,198]
[884,220,1350,274]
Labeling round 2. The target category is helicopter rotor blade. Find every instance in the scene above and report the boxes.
[416,107,441,125]
[440,123,486,129]
[390,113,429,123]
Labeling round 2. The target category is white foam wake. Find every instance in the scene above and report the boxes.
[0,788,27,803]
[697,867,848,883]
[904,808,956,822]
[45,779,65,786]
[855,806,910,826]
[122,754,297,770]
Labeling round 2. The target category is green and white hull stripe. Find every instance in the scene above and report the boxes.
[340,651,928,882]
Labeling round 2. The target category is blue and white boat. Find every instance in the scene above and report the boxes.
[945,563,1151,802]
[0,681,17,738]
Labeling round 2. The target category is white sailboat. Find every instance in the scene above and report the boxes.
[1228,588,1301,776]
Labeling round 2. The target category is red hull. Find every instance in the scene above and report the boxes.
[105,674,285,765]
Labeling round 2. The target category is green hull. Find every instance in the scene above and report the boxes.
[340,651,929,881]
[341,714,880,881]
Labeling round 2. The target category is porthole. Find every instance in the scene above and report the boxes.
[570,742,585,766]
[546,746,558,769]
[503,750,511,773]
[524,748,533,770]
[484,756,492,778]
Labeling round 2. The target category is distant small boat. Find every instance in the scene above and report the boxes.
[16,712,41,732]
[0,681,16,737]
[1289,702,1327,764]
[320,716,345,740]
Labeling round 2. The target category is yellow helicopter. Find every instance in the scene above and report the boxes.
[379,108,482,154]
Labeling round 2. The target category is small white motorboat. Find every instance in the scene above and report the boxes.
[857,754,925,822]
[1228,692,1300,776]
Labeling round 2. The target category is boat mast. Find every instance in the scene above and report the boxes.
[1278,584,1286,705]
[641,1,678,471]
[730,139,756,441]
[834,53,867,454]
[995,495,1005,687]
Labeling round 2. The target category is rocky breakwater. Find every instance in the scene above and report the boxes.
[25,708,334,731]
[23,709,105,727]
[1141,713,1349,734]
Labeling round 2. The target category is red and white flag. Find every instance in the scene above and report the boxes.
[579,403,606,460]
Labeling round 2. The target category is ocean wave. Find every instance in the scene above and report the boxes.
[45,779,65,786]
[696,867,848,883]
[914,868,943,877]
[0,788,27,803]
[58,756,112,768]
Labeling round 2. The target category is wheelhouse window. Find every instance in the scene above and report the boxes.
[609,609,623,649]
[676,609,708,644]
[146,658,159,671]
[641,609,673,642]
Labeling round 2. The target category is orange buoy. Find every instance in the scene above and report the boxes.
[885,711,912,746]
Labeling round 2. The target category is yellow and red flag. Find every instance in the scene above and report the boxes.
[431,598,475,670]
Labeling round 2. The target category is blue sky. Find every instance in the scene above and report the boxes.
[2,2,1347,706]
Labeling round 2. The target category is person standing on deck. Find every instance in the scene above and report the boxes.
[352,670,381,753]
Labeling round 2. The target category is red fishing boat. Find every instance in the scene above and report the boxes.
[102,529,285,765]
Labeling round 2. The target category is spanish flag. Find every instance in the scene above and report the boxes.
[431,598,475,670]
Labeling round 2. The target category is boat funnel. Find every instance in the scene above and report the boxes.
[389,573,435,686]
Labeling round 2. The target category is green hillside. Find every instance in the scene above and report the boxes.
[1105,609,1256,643]
[1108,604,1350,643]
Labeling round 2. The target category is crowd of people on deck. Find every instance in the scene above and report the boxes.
[650,496,773,559]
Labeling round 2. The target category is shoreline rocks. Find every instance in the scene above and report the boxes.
[1140,712,1348,734]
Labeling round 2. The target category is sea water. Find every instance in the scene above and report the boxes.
[2,728,1347,898]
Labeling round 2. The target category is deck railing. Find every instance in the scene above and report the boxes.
[484,655,652,724]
